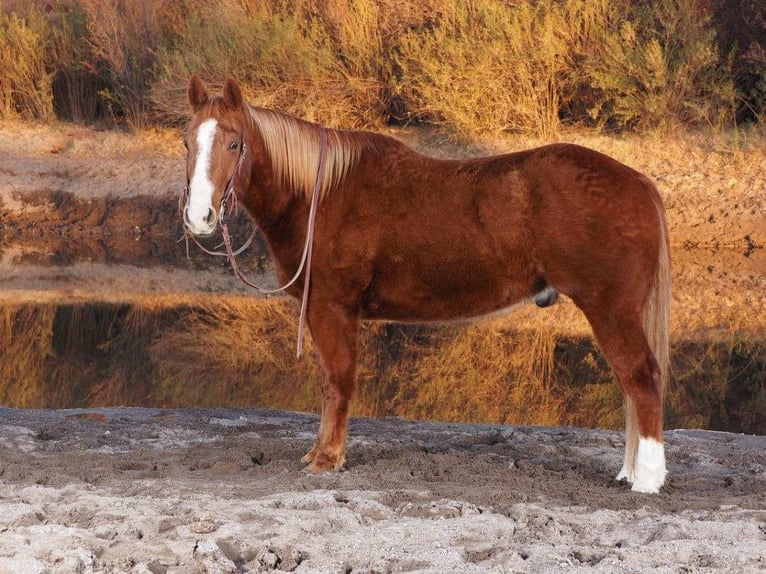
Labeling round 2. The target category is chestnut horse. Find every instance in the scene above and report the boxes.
[181,76,671,493]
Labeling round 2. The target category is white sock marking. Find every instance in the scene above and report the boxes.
[630,437,666,494]
[616,460,632,483]
[186,118,218,234]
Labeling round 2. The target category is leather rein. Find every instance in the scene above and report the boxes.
[182,127,328,358]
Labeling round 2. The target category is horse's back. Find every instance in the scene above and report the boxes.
[322,139,663,321]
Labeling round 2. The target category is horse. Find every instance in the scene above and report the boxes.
[181,76,671,494]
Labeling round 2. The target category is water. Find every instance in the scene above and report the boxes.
[0,191,763,433]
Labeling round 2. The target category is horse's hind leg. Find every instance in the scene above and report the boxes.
[301,303,359,472]
[578,304,666,493]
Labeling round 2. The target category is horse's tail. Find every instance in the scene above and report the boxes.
[625,186,672,471]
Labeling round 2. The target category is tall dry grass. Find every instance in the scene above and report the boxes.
[47,2,107,122]
[395,0,596,137]
[149,0,394,128]
[0,0,758,133]
[78,0,181,130]
[0,10,54,121]
[0,300,762,433]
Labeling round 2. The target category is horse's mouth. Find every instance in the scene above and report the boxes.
[184,223,217,238]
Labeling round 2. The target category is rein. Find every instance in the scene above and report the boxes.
[182,127,328,359]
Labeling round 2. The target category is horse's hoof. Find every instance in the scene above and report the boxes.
[628,438,667,494]
[300,450,316,465]
[304,450,345,473]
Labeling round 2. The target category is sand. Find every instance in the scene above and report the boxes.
[0,407,764,573]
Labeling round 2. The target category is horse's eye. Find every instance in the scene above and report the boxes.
[229,141,238,151]
[183,140,188,150]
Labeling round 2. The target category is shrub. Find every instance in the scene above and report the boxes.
[150,0,392,128]
[47,2,108,122]
[0,10,54,121]
[0,0,759,133]
[396,1,571,137]
[584,0,736,130]
[79,0,180,130]
[712,0,766,123]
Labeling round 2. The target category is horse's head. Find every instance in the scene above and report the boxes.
[182,75,250,237]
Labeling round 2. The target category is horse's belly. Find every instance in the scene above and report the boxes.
[361,258,535,322]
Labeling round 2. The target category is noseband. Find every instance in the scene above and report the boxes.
[181,127,328,358]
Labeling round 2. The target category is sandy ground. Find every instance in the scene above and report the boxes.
[0,120,764,572]
[0,407,764,574]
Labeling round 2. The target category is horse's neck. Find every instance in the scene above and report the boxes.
[241,127,295,229]
[243,157,310,271]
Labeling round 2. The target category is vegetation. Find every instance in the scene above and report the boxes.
[0,299,762,434]
[0,1,762,432]
[0,0,763,133]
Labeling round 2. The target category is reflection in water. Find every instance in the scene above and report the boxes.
[0,192,269,298]
[0,298,762,434]
[0,192,763,433]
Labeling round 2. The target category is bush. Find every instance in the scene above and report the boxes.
[712,0,766,123]
[395,0,592,138]
[47,2,108,123]
[150,0,392,128]
[0,0,759,133]
[0,11,54,121]
[78,0,182,129]
[584,0,736,130]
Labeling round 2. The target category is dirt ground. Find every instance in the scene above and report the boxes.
[0,120,764,573]
[0,407,764,573]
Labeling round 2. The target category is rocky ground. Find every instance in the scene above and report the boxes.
[0,407,764,573]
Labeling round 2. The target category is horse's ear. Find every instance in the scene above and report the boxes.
[188,74,208,112]
[223,78,244,112]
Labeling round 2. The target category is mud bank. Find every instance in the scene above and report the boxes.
[0,407,764,573]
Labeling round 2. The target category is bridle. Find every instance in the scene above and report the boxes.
[181,127,328,358]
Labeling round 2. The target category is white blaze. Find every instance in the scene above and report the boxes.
[186,118,218,234]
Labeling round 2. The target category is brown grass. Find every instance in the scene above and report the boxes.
[0,295,762,433]
[0,10,54,121]
[1,0,760,132]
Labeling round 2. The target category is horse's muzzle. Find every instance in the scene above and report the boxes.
[183,205,218,237]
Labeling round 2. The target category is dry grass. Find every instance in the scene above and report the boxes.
[0,294,762,433]
[395,0,593,137]
[0,10,54,121]
[0,0,760,132]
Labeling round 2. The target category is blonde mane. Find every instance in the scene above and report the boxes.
[247,106,371,201]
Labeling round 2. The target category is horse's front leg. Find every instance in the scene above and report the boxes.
[301,303,359,472]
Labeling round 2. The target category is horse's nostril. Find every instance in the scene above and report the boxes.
[204,208,217,226]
